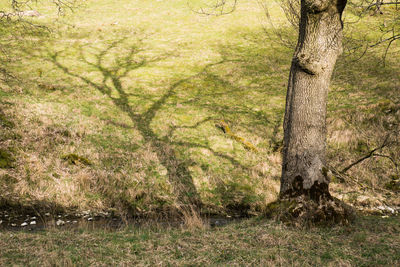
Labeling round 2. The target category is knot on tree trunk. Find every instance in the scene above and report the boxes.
[304,0,331,13]
[294,53,325,75]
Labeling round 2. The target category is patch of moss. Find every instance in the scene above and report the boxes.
[1,132,22,141]
[330,175,338,183]
[264,199,296,218]
[38,82,59,91]
[385,176,400,192]
[0,174,17,190]
[0,149,15,168]
[2,174,17,183]
[61,154,93,166]
[0,113,15,128]
[355,140,368,153]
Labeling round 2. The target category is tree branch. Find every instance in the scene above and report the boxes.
[189,0,237,16]
[341,134,390,173]
[366,1,400,10]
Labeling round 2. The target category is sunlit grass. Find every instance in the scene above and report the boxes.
[0,0,399,215]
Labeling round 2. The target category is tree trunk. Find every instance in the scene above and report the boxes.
[281,0,347,201]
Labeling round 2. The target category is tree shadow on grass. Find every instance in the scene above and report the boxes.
[48,39,207,209]
[46,35,286,214]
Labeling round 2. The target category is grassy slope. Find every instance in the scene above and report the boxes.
[0,216,399,266]
[0,0,286,214]
[0,1,399,266]
[0,0,399,215]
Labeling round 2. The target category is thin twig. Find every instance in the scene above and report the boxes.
[341,134,390,173]
[188,0,237,16]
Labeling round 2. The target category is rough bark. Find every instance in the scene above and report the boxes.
[281,0,347,200]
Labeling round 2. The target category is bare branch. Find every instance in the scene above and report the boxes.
[366,1,400,11]
[188,0,237,16]
[0,0,78,19]
[341,134,390,173]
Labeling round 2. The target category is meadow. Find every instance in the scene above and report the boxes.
[0,0,399,264]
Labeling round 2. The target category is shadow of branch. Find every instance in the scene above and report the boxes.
[48,39,204,208]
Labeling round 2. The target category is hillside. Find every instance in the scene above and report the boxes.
[0,0,399,218]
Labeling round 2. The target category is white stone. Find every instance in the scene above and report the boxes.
[21,222,28,227]
[82,210,90,215]
[31,216,37,220]
[11,223,16,227]
[45,213,50,216]
[56,219,65,226]
[87,217,93,221]
[30,221,36,225]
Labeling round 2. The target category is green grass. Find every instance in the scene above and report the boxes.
[0,0,399,215]
[1,1,399,265]
[0,215,399,266]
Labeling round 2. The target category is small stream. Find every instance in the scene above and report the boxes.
[1,205,398,231]
[0,210,243,231]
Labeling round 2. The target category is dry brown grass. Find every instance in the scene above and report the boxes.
[1,0,399,219]
[180,205,208,230]
[0,215,398,266]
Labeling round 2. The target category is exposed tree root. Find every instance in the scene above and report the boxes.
[265,195,355,227]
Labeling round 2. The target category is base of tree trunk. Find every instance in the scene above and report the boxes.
[265,195,355,227]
